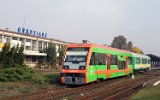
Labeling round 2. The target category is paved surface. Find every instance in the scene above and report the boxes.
[150,67,160,70]
[143,76,160,86]
[143,68,160,86]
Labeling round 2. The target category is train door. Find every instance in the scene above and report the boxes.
[94,53,107,80]
[88,52,97,82]
[107,54,111,70]
[117,55,126,70]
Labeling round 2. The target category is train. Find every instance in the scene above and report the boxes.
[60,43,151,85]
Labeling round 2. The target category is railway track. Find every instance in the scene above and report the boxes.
[4,76,131,100]
[74,74,157,100]
[4,71,158,100]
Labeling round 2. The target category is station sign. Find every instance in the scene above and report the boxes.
[17,27,47,38]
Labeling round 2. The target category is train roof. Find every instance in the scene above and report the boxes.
[132,53,150,59]
[67,43,132,54]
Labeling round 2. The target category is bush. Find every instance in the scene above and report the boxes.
[44,74,59,84]
[31,73,46,84]
[0,67,35,82]
[0,66,60,85]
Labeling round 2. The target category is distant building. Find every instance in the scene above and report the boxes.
[0,29,69,67]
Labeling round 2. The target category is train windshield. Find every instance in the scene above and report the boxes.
[65,55,86,62]
[63,48,89,70]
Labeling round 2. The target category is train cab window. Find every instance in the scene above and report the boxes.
[110,55,117,65]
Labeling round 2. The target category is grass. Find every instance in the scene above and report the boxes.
[0,71,60,99]
[131,86,160,100]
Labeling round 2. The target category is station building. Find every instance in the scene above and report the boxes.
[0,29,68,67]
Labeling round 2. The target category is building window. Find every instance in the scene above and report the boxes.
[19,38,25,46]
[26,39,31,42]
[5,36,10,43]
[26,39,31,50]
[26,46,31,50]
[0,35,2,43]
[12,37,18,40]
[26,56,32,62]
[32,40,37,51]
[43,42,47,49]
[38,41,42,51]
[32,56,37,62]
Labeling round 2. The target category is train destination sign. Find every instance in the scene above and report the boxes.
[17,27,47,38]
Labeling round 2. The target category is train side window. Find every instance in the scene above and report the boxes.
[110,55,117,65]
[148,59,151,64]
[142,58,144,64]
[136,58,140,64]
[128,57,132,65]
[89,53,95,65]
[95,53,106,65]
[142,58,147,64]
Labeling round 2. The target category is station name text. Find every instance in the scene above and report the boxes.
[18,27,47,38]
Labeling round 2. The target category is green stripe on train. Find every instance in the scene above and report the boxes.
[87,47,133,83]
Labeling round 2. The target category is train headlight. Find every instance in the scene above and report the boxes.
[79,73,85,77]
[63,65,69,69]
[60,73,66,77]
[79,66,85,70]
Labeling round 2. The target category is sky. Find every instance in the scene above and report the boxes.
[0,0,160,56]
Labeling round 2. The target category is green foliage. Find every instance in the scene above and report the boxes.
[31,73,46,84]
[0,43,60,84]
[127,41,133,51]
[111,35,127,50]
[0,66,35,82]
[44,42,57,65]
[131,86,160,100]
[0,43,24,68]
[0,43,10,67]
[14,46,24,65]
[44,74,59,84]
[19,87,33,94]
[0,66,59,85]
[111,35,143,53]
[59,45,65,65]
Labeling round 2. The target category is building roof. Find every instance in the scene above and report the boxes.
[0,29,70,44]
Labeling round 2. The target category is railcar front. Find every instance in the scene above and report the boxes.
[132,53,151,71]
[60,44,90,85]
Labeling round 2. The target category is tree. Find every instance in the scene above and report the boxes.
[59,45,65,65]
[127,41,133,51]
[0,43,24,68]
[111,35,144,54]
[111,35,127,50]
[45,42,56,66]
[8,46,16,67]
[17,46,24,65]
[132,47,144,54]
[11,45,24,66]
[0,43,10,68]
